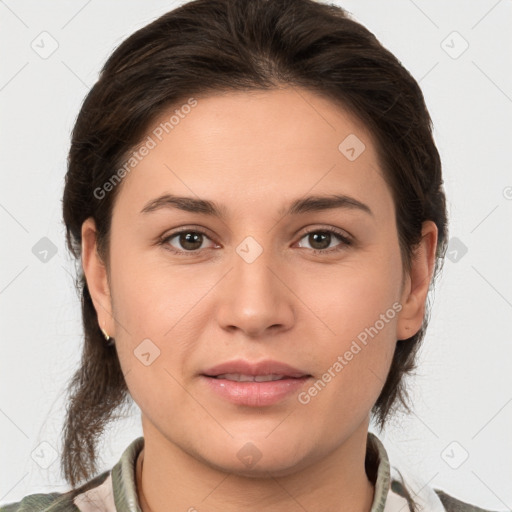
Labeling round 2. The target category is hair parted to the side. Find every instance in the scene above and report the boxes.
[61,0,447,491]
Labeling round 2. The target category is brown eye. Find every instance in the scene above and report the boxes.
[297,228,352,254]
[162,230,215,253]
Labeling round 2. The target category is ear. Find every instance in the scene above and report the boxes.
[81,217,115,338]
[396,220,438,340]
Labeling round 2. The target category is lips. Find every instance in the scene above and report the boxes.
[200,359,312,406]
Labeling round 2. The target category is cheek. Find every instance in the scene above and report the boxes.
[107,247,216,402]
[295,250,402,412]
[109,263,192,415]
[303,249,403,348]
[106,245,179,383]
[109,240,184,335]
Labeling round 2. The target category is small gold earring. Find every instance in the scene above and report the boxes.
[100,327,110,341]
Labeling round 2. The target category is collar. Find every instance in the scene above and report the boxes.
[73,432,446,512]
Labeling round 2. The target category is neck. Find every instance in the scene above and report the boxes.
[135,422,375,512]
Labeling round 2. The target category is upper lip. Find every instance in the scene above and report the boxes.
[202,359,310,378]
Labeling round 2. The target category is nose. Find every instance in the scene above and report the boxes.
[215,239,295,339]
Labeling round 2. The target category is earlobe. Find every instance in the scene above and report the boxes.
[81,217,115,338]
[396,221,438,340]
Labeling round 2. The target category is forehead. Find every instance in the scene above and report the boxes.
[114,87,392,219]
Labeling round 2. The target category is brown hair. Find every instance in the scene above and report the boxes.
[61,0,447,491]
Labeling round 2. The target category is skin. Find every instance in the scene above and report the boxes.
[82,87,437,512]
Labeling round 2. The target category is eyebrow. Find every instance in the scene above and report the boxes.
[140,193,373,218]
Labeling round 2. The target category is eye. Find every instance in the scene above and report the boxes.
[296,228,352,255]
[160,229,217,254]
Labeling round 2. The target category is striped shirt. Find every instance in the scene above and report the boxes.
[0,433,499,511]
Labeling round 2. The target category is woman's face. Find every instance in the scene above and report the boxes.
[84,87,433,476]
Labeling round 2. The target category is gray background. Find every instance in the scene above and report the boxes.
[1,0,511,508]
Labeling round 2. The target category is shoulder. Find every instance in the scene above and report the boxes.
[0,436,144,512]
[0,471,110,512]
[434,489,504,512]
[0,492,77,512]
[368,433,502,512]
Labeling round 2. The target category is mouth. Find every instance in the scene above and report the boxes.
[200,359,312,407]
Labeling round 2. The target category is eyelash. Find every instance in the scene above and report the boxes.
[159,226,352,257]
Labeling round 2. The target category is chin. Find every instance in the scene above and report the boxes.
[198,438,315,478]
[207,454,310,479]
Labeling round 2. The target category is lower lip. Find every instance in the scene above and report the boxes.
[201,375,311,407]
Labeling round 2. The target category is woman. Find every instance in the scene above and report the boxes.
[0,0,501,510]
